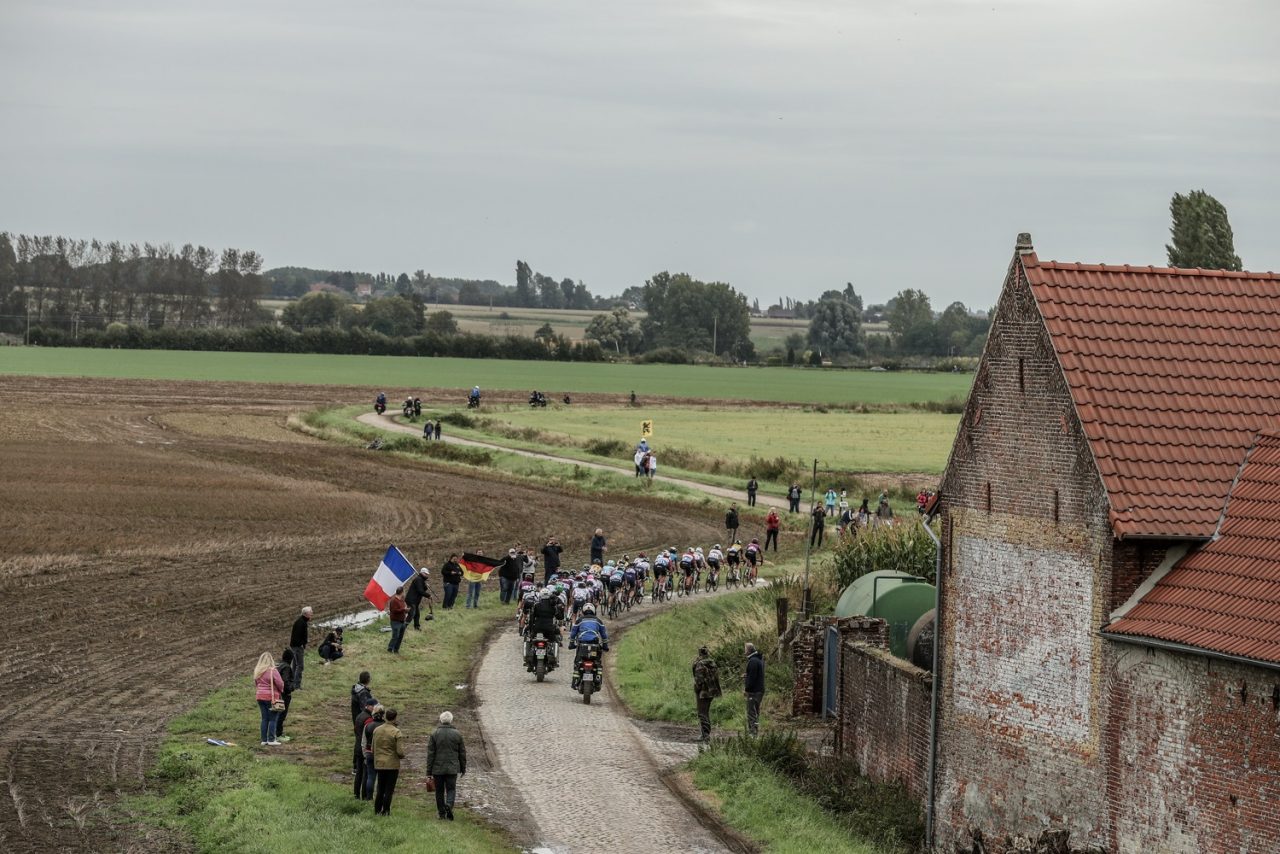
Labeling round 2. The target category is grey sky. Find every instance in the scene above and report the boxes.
[2,0,1277,308]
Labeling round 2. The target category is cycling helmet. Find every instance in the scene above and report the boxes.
[638,552,646,558]
[695,547,703,553]
[540,588,553,600]
[713,545,721,551]
[583,604,596,616]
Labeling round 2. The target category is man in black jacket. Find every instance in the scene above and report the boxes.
[746,477,759,507]
[407,567,432,630]
[498,548,521,604]
[725,505,740,544]
[289,606,312,689]
[350,671,375,777]
[441,555,463,609]
[540,537,562,583]
[744,642,765,736]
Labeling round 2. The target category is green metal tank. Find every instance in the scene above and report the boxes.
[835,570,936,659]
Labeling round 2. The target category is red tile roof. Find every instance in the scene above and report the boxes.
[1023,254,1280,539]
[1107,432,1280,666]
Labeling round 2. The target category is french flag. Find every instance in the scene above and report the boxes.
[364,545,417,611]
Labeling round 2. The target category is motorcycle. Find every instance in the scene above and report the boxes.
[524,631,559,682]
[374,401,386,415]
[402,402,415,420]
[467,394,481,409]
[572,643,603,704]
[528,391,547,408]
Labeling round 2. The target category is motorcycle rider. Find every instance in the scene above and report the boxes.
[569,603,609,687]
[525,587,562,668]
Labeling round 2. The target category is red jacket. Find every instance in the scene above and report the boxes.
[388,595,408,622]
[766,511,780,531]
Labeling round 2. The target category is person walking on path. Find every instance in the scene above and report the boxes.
[541,537,562,583]
[498,548,521,605]
[350,671,375,775]
[441,554,463,609]
[427,710,468,820]
[423,419,433,439]
[692,645,723,743]
[764,509,780,552]
[387,588,409,653]
[590,528,607,566]
[372,708,406,815]
[253,652,285,747]
[289,606,312,690]
[434,420,442,440]
[407,567,432,630]
[787,483,802,514]
[810,504,826,548]
[744,643,765,736]
[746,477,759,507]
[725,505,740,544]
[275,649,295,742]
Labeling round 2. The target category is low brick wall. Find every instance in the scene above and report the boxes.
[791,616,889,717]
[837,641,932,803]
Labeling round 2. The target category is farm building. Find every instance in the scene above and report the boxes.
[933,233,1280,852]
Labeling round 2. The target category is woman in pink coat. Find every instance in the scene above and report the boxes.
[254,652,285,746]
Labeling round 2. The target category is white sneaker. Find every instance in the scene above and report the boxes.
[260,741,269,746]
[267,740,282,746]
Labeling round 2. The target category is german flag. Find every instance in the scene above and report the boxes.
[460,552,502,583]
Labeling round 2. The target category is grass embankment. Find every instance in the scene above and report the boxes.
[299,405,727,512]
[0,347,972,405]
[130,603,512,852]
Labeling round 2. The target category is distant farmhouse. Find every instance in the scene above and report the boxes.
[934,234,1280,851]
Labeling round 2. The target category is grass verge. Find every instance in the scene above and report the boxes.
[128,601,514,852]
[615,567,828,733]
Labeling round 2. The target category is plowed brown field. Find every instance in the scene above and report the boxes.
[0,375,720,852]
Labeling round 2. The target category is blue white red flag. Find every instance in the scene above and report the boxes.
[364,545,416,610]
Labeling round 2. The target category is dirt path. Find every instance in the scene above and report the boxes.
[357,411,790,512]
[474,608,729,853]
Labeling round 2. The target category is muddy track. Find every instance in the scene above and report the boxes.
[0,377,723,851]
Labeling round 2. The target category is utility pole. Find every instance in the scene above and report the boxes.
[802,457,818,616]
[713,315,718,356]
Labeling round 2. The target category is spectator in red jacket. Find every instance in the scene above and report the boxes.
[765,509,781,552]
[387,588,408,654]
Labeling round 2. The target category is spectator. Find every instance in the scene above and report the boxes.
[744,642,765,736]
[275,649,295,742]
[810,504,826,548]
[764,509,780,552]
[372,708,406,816]
[318,629,344,665]
[350,671,374,775]
[498,548,521,605]
[427,710,467,821]
[407,567,432,630]
[253,652,284,747]
[353,701,372,798]
[441,554,463,609]
[422,419,432,439]
[590,528,607,565]
[540,537,563,583]
[387,588,408,653]
[725,505,740,543]
[857,498,871,527]
[787,483,802,514]
[824,487,838,519]
[692,645,722,744]
[647,453,657,479]
[434,420,442,440]
[746,477,759,507]
[876,492,894,525]
[289,606,312,689]
[361,704,385,801]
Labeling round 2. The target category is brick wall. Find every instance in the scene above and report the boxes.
[838,641,932,803]
[936,254,1116,849]
[791,616,889,717]
[1105,644,1280,854]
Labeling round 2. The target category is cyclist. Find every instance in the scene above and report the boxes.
[571,580,591,617]
[706,544,723,592]
[652,551,671,601]
[745,538,763,584]
[679,548,696,596]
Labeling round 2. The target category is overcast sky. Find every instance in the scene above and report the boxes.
[3,0,1277,308]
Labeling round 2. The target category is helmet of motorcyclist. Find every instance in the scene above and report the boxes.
[582,604,596,616]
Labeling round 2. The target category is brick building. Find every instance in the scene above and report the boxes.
[934,234,1280,852]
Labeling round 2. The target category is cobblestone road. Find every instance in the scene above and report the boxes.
[475,624,728,854]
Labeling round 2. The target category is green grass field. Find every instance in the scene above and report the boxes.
[473,405,958,474]
[0,347,971,405]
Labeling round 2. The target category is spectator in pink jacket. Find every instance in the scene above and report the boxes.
[254,652,285,746]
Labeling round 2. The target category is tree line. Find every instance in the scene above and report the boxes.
[0,232,268,335]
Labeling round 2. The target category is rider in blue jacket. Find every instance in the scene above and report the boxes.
[569,604,609,679]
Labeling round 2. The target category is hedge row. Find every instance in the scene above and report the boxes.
[24,324,608,362]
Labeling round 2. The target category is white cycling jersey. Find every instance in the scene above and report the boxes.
[708,548,723,564]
